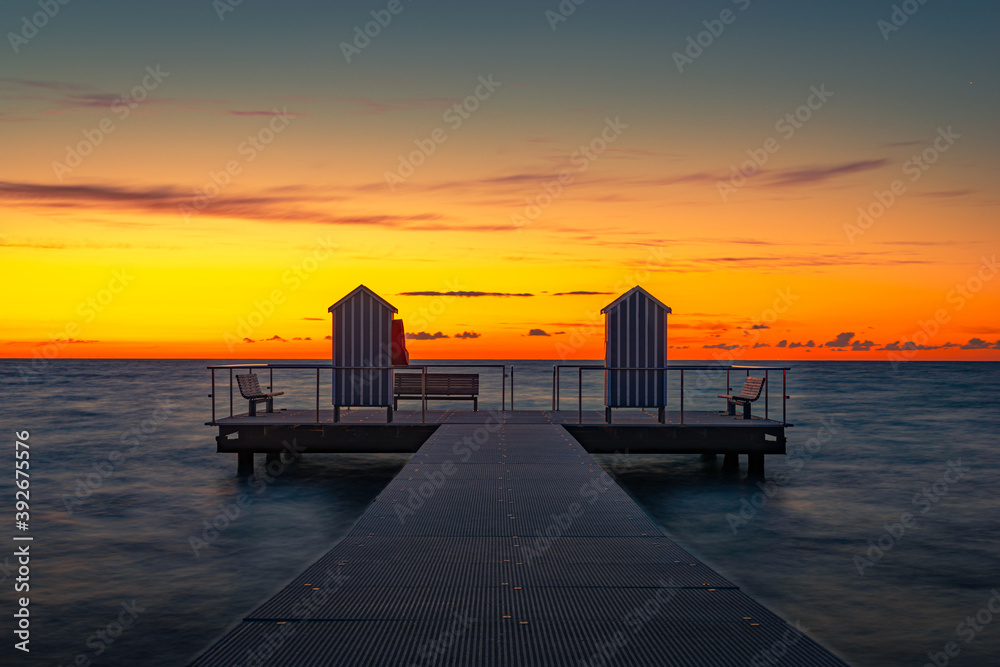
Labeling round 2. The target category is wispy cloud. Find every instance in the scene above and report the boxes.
[406,331,449,340]
[454,331,481,339]
[551,290,614,296]
[397,291,534,297]
[527,329,550,336]
[762,159,889,188]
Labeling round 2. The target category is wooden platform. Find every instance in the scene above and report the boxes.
[190,420,843,666]
[212,410,788,461]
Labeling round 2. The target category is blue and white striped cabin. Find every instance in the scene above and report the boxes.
[328,285,396,407]
[602,286,671,408]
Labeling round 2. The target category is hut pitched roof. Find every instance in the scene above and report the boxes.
[328,284,398,313]
[600,286,671,314]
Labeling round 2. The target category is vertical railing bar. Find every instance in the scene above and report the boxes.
[501,365,506,411]
[315,368,320,423]
[680,369,684,425]
[783,369,787,425]
[229,368,233,417]
[510,365,514,411]
[765,370,769,420]
[552,365,555,411]
[421,366,426,424]
[578,367,583,424]
[211,368,216,424]
[269,367,273,392]
[726,368,730,393]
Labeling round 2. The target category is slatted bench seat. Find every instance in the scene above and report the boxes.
[718,376,765,419]
[236,373,284,416]
[393,372,479,411]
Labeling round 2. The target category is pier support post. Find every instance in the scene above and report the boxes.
[333,406,340,423]
[700,453,717,462]
[237,452,254,477]
[747,453,765,479]
[265,451,281,464]
[386,406,393,423]
[722,452,740,472]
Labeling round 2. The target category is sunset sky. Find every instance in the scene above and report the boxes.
[2,0,998,360]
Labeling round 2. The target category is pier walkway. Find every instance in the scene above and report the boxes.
[191,414,845,666]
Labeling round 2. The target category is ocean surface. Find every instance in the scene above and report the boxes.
[1,359,998,666]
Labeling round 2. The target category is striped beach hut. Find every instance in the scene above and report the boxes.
[328,285,397,421]
[601,286,671,423]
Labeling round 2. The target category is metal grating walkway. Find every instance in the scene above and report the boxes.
[191,418,846,666]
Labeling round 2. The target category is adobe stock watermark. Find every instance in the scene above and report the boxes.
[222,235,336,350]
[921,590,1000,667]
[579,581,680,666]
[394,412,503,523]
[878,0,931,41]
[16,268,134,382]
[672,0,751,73]
[188,438,305,556]
[179,107,295,222]
[853,459,969,576]
[7,0,73,54]
[62,399,179,515]
[384,75,502,191]
[727,417,838,534]
[844,126,960,243]
[52,65,170,181]
[54,600,145,667]
[240,565,350,667]
[213,0,245,21]
[717,85,834,201]
[511,116,628,231]
[553,246,670,360]
[545,0,588,31]
[887,254,997,370]
[413,611,477,665]
[340,0,414,63]
[520,471,614,565]
[749,620,811,667]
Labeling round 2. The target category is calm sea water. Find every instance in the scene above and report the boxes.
[1,359,998,666]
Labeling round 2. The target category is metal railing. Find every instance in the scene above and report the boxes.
[552,364,790,425]
[208,363,512,424]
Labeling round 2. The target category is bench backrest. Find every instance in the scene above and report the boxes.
[394,373,479,395]
[736,376,765,401]
[236,374,265,399]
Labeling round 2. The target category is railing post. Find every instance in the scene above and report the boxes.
[229,368,233,417]
[578,367,583,424]
[726,368,730,393]
[783,369,787,425]
[210,368,216,424]
[552,366,556,410]
[765,369,769,420]
[269,367,273,392]
[680,369,684,424]
[315,367,320,423]
[501,366,506,411]
[421,366,426,423]
[510,365,514,411]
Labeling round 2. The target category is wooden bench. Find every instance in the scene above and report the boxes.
[718,376,765,419]
[236,373,284,416]
[393,373,479,411]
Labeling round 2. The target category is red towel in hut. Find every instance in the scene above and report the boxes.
[391,319,409,366]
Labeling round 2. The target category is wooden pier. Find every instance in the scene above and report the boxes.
[192,411,844,666]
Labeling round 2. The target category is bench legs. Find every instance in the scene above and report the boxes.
[726,402,736,416]
[473,397,478,411]
[742,403,751,419]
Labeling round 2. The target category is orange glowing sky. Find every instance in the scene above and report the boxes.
[2,1,998,361]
